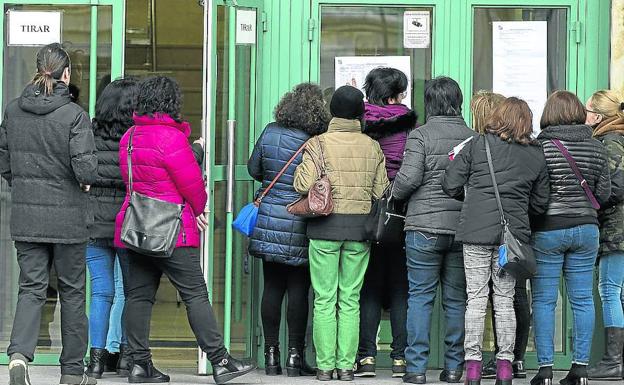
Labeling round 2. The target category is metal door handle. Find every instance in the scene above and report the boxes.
[226,120,236,213]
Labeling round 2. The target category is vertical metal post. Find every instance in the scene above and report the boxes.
[150,0,157,72]
[88,5,98,118]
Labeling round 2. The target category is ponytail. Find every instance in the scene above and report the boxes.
[31,43,70,95]
[588,90,624,120]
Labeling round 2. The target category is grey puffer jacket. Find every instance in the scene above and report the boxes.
[0,83,97,243]
[536,125,611,222]
[393,116,475,234]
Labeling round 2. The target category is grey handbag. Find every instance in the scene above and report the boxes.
[120,127,185,257]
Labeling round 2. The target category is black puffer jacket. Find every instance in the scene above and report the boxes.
[442,134,550,245]
[533,125,611,231]
[0,83,97,243]
[88,136,125,240]
[393,116,475,234]
[247,123,310,266]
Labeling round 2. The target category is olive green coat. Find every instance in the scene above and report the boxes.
[596,132,624,256]
[294,118,389,215]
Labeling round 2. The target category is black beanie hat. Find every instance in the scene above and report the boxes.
[330,85,365,120]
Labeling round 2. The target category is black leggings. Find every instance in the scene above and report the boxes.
[261,260,311,349]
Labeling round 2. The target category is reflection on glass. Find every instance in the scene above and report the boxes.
[320,6,433,123]
[472,8,567,95]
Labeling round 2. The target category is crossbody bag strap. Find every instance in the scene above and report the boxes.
[551,139,601,210]
[484,136,507,227]
[256,142,307,205]
[127,127,135,194]
[316,136,327,176]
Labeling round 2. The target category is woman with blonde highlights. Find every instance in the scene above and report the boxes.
[585,89,624,380]
[471,91,506,134]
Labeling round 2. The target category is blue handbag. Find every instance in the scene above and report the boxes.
[233,142,307,237]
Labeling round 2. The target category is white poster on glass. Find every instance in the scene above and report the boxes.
[403,11,431,48]
[492,21,548,136]
[335,56,412,107]
[8,11,62,46]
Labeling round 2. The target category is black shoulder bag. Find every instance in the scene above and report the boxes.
[120,127,185,257]
[485,137,537,280]
[365,182,406,245]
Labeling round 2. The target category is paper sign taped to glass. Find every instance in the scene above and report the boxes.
[403,10,431,49]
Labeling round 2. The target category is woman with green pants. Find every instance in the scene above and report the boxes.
[294,85,389,382]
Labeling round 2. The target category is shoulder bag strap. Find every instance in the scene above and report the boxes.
[484,136,507,228]
[316,136,327,176]
[256,142,307,205]
[127,127,135,194]
[550,139,601,210]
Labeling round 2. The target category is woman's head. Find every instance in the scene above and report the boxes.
[330,85,365,120]
[135,76,183,122]
[274,83,330,135]
[32,43,71,95]
[471,91,506,134]
[586,90,624,126]
[363,67,408,106]
[424,77,463,118]
[92,78,139,140]
[540,90,586,129]
[485,97,533,144]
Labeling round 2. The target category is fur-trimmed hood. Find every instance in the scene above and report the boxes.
[363,103,418,140]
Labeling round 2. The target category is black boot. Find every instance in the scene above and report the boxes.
[128,360,170,383]
[559,364,588,385]
[285,347,315,377]
[105,351,119,373]
[530,366,553,385]
[85,347,108,379]
[117,344,132,376]
[264,345,282,375]
[212,354,257,385]
[588,327,624,380]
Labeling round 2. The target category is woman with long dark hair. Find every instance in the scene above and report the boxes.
[0,43,98,385]
[442,97,550,385]
[530,91,611,385]
[248,83,329,377]
[114,76,255,384]
[84,78,138,378]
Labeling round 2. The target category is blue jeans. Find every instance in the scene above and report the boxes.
[531,224,599,366]
[86,240,126,351]
[405,231,466,374]
[598,252,624,327]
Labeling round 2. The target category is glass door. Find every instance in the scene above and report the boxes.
[0,0,124,366]
[466,0,579,368]
[200,0,263,373]
[310,0,444,368]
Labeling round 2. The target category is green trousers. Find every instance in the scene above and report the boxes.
[309,239,370,370]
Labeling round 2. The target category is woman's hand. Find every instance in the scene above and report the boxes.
[196,213,208,231]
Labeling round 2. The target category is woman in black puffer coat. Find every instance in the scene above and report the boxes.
[247,83,329,376]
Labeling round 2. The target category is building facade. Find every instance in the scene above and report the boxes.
[0,0,616,374]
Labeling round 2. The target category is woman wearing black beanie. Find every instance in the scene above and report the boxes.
[294,85,389,381]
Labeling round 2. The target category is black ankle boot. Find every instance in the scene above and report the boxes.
[264,345,282,375]
[530,366,553,385]
[128,360,170,383]
[285,347,315,377]
[559,364,588,385]
[588,327,624,380]
[212,354,257,385]
[85,348,108,379]
[116,344,132,376]
[105,351,119,373]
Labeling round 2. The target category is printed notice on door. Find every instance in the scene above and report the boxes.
[492,21,548,135]
[8,11,61,46]
[335,56,412,107]
[403,11,430,49]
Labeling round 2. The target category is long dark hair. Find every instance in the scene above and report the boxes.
[92,78,139,140]
[32,43,70,95]
[135,76,183,122]
[485,97,534,145]
[363,67,408,106]
[274,83,330,135]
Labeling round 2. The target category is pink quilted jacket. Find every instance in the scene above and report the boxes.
[114,113,206,249]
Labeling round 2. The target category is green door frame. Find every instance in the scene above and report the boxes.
[0,0,125,366]
[306,0,610,370]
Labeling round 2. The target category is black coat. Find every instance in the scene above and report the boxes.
[534,125,611,230]
[393,116,475,235]
[88,136,126,240]
[0,83,97,243]
[247,123,310,266]
[442,134,550,245]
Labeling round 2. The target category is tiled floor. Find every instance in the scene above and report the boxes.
[0,367,618,385]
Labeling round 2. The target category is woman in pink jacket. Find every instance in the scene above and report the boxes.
[114,76,255,385]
